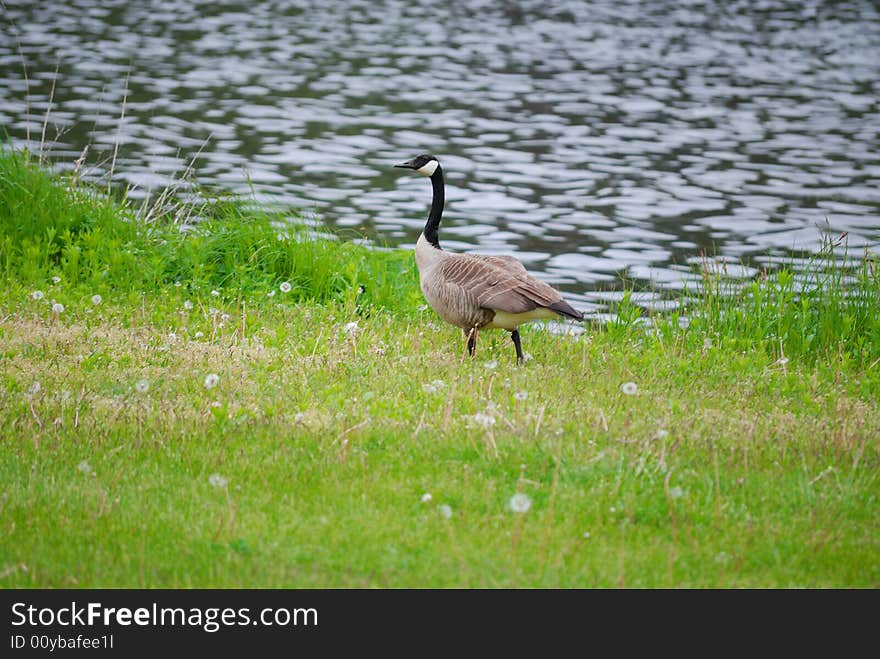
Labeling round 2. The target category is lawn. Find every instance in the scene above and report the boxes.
[1,148,878,587]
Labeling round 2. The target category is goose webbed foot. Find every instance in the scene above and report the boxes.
[511,329,524,364]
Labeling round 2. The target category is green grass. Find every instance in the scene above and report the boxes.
[1,148,878,587]
[0,148,421,314]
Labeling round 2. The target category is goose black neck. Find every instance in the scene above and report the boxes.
[423,166,444,249]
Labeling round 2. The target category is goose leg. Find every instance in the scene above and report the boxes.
[511,329,524,364]
[466,326,478,358]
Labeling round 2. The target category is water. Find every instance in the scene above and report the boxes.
[2,0,879,312]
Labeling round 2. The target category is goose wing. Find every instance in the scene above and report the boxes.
[478,254,529,276]
[435,253,574,316]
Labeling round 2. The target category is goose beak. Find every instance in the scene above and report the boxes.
[394,158,416,169]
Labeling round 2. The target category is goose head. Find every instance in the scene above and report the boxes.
[394,153,439,177]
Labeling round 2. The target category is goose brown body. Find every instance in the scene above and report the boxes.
[415,233,580,331]
[395,154,583,363]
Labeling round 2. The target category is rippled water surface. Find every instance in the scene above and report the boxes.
[2,0,879,309]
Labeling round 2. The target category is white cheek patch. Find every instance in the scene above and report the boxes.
[416,160,438,177]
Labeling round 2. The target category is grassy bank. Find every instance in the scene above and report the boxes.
[1,148,878,587]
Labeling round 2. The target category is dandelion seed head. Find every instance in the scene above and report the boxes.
[208,473,227,488]
[514,391,528,401]
[77,460,92,475]
[523,352,533,362]
[183,300,194,310]
[472,412,495,429]
[620,381,638,395]
[203,373,220,389]
[279,281,292,293]
[655,429,669,439]
[28,381,41,395]
[423,379,445,394]
[439,504,453,519]
[669,486,685,500]
[714,551,731,564]
[344,321,359,335]
[221,313,230,322]
[194,331,204,339]
[90,294,103,306]
[135,379,149,393]
[294,411,306,423]
[509,493,532,514]
[210,290,220,297]
[52,276,61,284]
[267,290,276,297]
[420,493,432,503]
[174,281,182,288]
[703,337,712,350]
[208,307,218,315]
[484,360,498,370]
[31,290,44,301]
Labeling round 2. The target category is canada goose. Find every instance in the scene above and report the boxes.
[394,154,584,363]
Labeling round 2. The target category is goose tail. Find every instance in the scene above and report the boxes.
[548,299,584,322]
